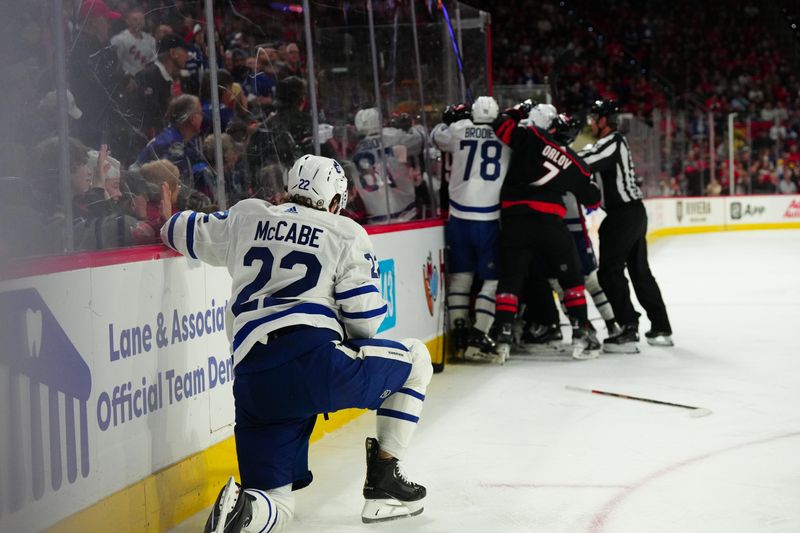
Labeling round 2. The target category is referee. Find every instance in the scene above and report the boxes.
[579,100,672,353]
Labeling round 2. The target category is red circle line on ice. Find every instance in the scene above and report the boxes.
[588,431,800,532]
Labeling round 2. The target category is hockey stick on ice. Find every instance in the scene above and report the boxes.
[566,385,713,417]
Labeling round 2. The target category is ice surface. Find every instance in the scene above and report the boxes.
[173,230,800,533]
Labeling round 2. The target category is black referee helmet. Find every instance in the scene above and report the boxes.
[589,99,621,125]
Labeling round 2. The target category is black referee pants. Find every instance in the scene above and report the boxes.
[496,210,587,327]
[598,201,671,331]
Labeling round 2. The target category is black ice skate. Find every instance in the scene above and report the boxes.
[451,318,469,357]
[571,323,601,360]
[362,437,425,523]
[463,328,504,364]
[645,328,674,347]
[602,324,640,354]
[521,323,563,345]
[518,323,569,357]
[204,476,253,533]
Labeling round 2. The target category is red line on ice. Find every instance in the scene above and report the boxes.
[588,431,800,533]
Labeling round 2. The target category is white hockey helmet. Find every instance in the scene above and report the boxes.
[355,107,382,135]
[287,155,349,214]
[471,96,499,124]
[529,103,558,129]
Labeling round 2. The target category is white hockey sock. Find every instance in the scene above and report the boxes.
[377,339,432,460]
[447,272,473,328]
[473,280,497,333]
[243,484,294,533]
[585,270,615,322]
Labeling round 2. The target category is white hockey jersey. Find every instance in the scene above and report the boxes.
[431,119,510,221]
[352,126,424,223]
[110,29,157,76]
[161,199,387,367]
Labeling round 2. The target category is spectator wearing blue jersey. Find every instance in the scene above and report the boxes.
[199,70,235,135]
[133,94,205,184]
[241,54,276,111]
[182,23,209,96]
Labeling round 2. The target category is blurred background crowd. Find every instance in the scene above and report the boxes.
[493,0,800,197]
[2,0,799,263]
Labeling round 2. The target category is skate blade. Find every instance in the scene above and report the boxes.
[361,498,424,523]
[646,335,674,347]
[495,343,510,364]
[213,477,239,533]
[464,346,499,363]
[514,343,571,359]
[572,344,600,360]
[602,343,640,354]
[464,346,506,364]
[520,340,564,352]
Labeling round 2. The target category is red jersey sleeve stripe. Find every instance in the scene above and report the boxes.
[496,119,515,145]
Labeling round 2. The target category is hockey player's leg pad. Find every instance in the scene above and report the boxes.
[447,272,473,328]
[399,338,433,390]
[474,279,498,333]
[376,339,431,460]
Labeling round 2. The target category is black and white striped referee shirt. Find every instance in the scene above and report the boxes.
[578,131,642,210]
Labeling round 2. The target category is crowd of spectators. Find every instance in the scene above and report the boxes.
[2,0,355,261]
[492,0,800,197]
[6,0,800,262]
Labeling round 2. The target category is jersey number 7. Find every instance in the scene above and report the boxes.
[530,161,560,187]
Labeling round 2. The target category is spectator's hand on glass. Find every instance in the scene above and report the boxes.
[105,177,122,200]
[94,144,110,188]
[160,182,173,221]
[131,194,148,219]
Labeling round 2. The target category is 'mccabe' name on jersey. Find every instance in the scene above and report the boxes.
[254,220,324,248]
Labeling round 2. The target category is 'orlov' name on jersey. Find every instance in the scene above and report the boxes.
[254,220,324,248]
[541,144,573,170]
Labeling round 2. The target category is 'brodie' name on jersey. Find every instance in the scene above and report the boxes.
[254,220,323,248]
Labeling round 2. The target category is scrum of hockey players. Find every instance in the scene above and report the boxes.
[431,95,674,362]
[158,94,672,530]
[432,96,624,363]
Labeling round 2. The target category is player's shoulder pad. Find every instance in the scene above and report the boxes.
[335,214,370,241]
[229,198,273,215]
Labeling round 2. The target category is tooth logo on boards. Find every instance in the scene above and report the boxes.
[0,289,91,513]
